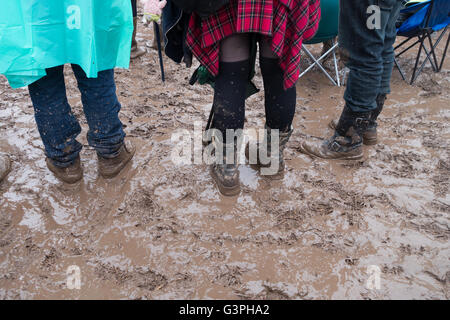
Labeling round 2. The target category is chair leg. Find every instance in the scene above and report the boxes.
[330,38,340,87]
[426,30,439,71]
[394,57,406,81]
[412,27,449,82]
[299,46,319,78]
[396,37,421,58]
[299,45,338,86]
[411,34,425,84]
[437,26,450,72]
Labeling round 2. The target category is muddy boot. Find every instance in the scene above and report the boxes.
[98,140,136,179]
[46,156,83,184]
[131,17,146,59]
[210,141,240,197]
[300,106,371,160]
[245,125,293,180]
[0,154,11,183]
[320,39,335,65]
[328,94,387,145]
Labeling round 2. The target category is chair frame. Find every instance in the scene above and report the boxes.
[395,0,450,84]
[299,38,341,86]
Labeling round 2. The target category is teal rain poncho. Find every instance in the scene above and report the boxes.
[0,0,133,88]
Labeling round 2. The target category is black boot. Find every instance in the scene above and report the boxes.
[245,124,293,179]
[300,105,371,160]
[328,93,387,145]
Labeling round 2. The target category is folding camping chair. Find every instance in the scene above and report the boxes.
[298,0,340,86]
[395,0,450,84]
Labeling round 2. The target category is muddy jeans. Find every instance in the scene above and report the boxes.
[339,0,403,112]
[28,65,125,167]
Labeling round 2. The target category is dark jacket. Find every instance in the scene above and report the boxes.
[171,0,229,18]
[162,0,192,67]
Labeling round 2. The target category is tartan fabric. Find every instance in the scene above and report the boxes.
[186,0,321,89]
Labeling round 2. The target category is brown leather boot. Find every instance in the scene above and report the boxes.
[0,154,11,183]
[46,156,83,184]
[98,140,136,179]
[299,127,364,160]
[131,17,146,59]
[299,106,370,160]
[210,141,240,197]
[245,125,293,180]
[328,94,387,146]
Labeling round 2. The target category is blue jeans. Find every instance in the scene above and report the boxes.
[339,0,403,112]
[28,65,125,167]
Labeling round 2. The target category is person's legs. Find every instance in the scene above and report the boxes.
[28,65,84,183]
[340,0,397,113]
[29,66,83,167]
[72,65,125,157]
[210,33,251,196]
[373,1,403,119]
[329,0,403,144]
[71,65,134,178]
[380,0,403,97]
[259,37,296,132]
[248,37,295,178]
[212,33,251,140]
[300,0,402,160]
[131,0,146,59]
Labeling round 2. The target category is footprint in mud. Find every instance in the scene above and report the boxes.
[119,188,162,226]
[213,265,247,287]
[95,262,168,292]
[235,281,308,300]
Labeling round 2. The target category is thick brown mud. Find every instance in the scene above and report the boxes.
[0,17,449,299]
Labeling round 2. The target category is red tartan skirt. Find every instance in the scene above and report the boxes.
[186,0,321,89]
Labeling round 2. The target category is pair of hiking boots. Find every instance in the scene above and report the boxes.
[210,94,386,196]
[299,94,386,160]
[210,126,293,196]
[46,140,136,184]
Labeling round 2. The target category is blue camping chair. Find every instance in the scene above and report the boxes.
[395,0,450,84]
[298,0,340,86]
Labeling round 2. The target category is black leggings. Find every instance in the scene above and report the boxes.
[212,33,296,140]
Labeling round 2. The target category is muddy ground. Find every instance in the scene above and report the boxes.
[0,17,449,299]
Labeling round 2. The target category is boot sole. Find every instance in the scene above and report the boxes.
[299,143,364,161]
[210,166,241,197]
[362,137,377,146]
[328,121,378,146]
